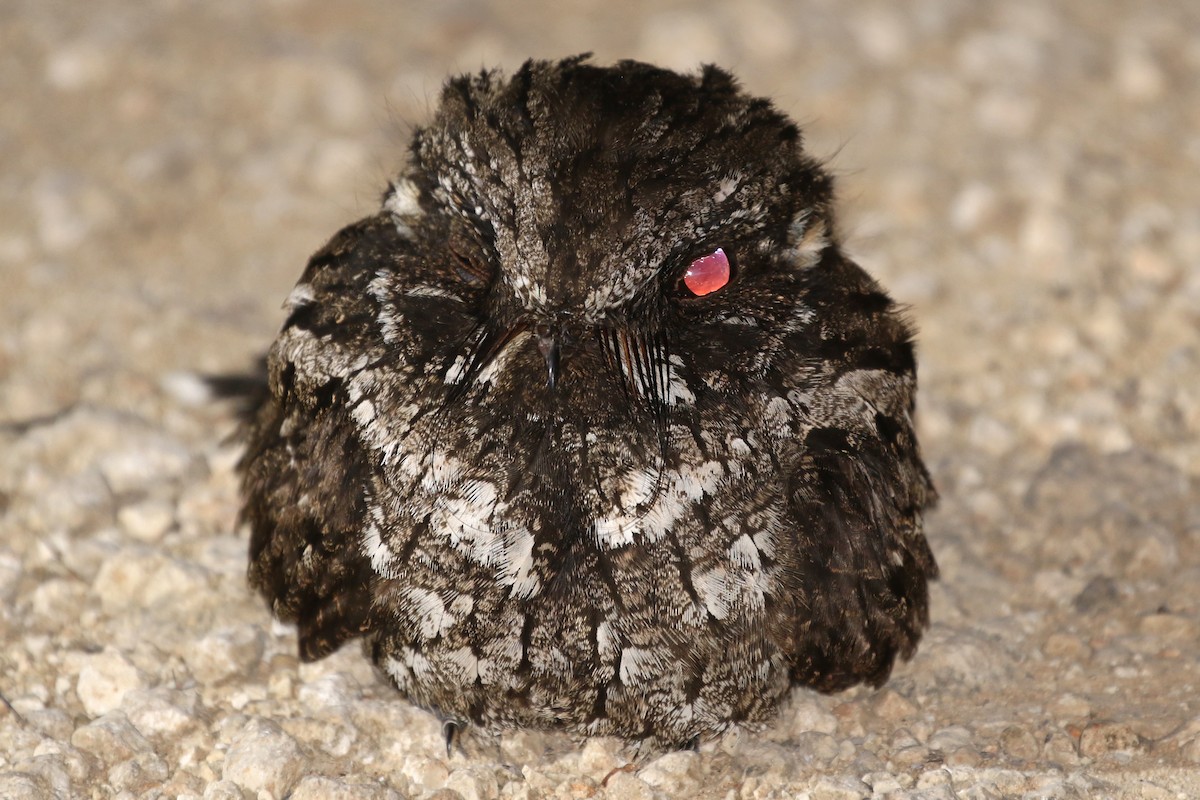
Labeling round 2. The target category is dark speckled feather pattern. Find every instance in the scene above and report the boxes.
[234,57,937,748]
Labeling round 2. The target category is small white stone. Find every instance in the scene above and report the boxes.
[76,650,146,718]
[786,694,839,736]
[93,550,212,615]
[446,764,501,800]
[70,711,153,763]
[297,672,357,711]
[184,625,265,684]
[222,718,307,796]
[160,371,217,407]
[0,550,22,603]
[121,688,200,738]
[399,756,449,794]
[202,779,247,800]
[96,432,197,495]
[1079,721,1145,758]
[108,751,169,793]
[290,775,401,800]
[0,773,53,800]
[576,736,622,780]
[117,498,176,542]
[638,750,700,793]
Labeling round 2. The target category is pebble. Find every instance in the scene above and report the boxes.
[0,774,49,800]
[221,718,308,796]
[1079,722,1145,759]
[1048,694,1092,720]
[1114,46,1165,101]
[202,780,248,800]
[297,671,359,711]
[290,775,403,800]
[861,771,907,794]
[184,625,266,684]
[117,498,176,542]
[20,469,114,542]
[445,764,501,800]
[121,687,201,738]
[108,751,170,793]
[913,769,959,796]
[92,549,213,616]
[782,694,840,737]
[638,750,702,794]
[32,739,94,787]
[398,755,450,793]
[45,39,112,89]
[998,725,1040,761]
[0,549,22,603]
[29,577,88,623]
[11,753,74,798]
[75,650,146,718]
[916,630,1013,690]
[945,746,982,767]
[869,689,919,722]
[850,7,909,64]
[603,769,656,800]
[926,726,971,754]
[23,707,75,740]
[1183,735,1200,766]
[1041,632,1091,660]
[889,744,930,769]
[282,716,357,758]
[1042,729,1081,767]
[575,736,622,779]
[95,430,200,496]
[1137,612,1198,644]
[791,732,841,768]
[70,710,153,763]
[1072,576,1121,614]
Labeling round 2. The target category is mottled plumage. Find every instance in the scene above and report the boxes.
[236,56,937,748]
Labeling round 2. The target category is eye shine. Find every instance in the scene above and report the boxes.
[682,247,732,296]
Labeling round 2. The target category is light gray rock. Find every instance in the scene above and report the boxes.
[70,710,153,764]
[108,751,169,793]
[637,750,701,795]
[290,775,404,800]
[0,773,53,800]
[184,625,266,684]
[75,651,147,718]
[221,718,308,796]
[121,687,202,739]
[603,769,657,800]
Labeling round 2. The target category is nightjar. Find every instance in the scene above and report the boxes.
[235,56,937,748]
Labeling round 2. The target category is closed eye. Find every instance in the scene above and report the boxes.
[449,241,495,288]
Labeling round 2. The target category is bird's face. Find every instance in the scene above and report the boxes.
[352,60,837,596]
[388,64,830,395]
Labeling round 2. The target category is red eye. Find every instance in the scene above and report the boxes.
[681,248,731,297]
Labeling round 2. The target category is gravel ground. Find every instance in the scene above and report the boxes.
[2,1,1198,798]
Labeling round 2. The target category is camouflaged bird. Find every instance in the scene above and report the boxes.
[234,56,937,748]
